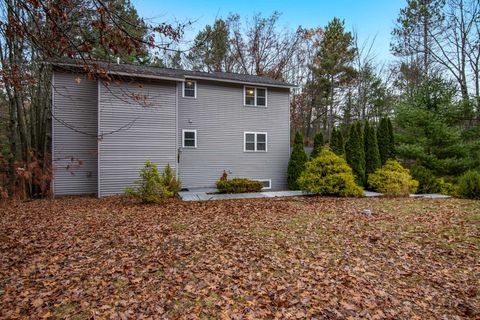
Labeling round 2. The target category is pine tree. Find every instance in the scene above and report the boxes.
[364,121,381,180]
[345,123,366,186]
[310,132,324,159]
[377,117,390,165]
[311,18,357,137]
[288,131,308,190]
[330,127,345,156]
[387,118,396,160]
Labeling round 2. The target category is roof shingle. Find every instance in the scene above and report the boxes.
[50,58,296,88]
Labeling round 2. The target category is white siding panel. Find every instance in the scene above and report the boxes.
[178,81,290,190]
[52,71,98,196]
[98,79,177,196]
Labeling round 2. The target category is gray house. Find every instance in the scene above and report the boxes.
[51,60,293,197]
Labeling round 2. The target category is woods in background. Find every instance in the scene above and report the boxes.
[0,0,479,198]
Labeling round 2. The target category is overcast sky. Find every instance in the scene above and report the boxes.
[132,0,406,64]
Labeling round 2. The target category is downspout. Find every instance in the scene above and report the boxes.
[97,79,101,198]
[176,82,179,179]
[51,72,55,197]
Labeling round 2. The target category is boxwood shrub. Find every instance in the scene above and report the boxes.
[368,160,418,196]
[216,178,264,193]
[297,149,363,197]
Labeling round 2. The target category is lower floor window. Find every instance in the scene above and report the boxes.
[244,132,267,152]
[182,129,197,148]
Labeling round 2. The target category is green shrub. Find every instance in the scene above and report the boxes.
[162,163,181,194]
[457,171,480,199]
[216,178,263,193]
[125,160,173,203]
[310,132,324,159]
[368,160,418,196]
[410,165,440,194]
[288,131,308,189]
[297,149,363,197]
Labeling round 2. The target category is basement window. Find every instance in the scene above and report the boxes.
[255,179,271,190]
[183,80,196,98]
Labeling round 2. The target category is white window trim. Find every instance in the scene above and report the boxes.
[182,80,197,99]
[182,129,197,148]
[243,86,267,107]
[255,179,272,190]
[243,132,268,152]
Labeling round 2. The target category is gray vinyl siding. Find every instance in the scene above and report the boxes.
[52,71,98,195]
[178,80,290,190]
[98,79,177,197]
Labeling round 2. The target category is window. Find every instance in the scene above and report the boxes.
[244,132,267,152]
[255,179,271,190]
[183,80,196,98]
[244,86,267,107]
[182,129,197,148]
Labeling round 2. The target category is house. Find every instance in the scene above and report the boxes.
[51,60,294,197]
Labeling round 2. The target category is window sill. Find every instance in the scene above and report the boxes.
[243,104,267,108]
[243,150,267,153]
[182,96,197,99]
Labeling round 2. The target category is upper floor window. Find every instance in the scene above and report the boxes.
[244,132,267,152]
[244,86,267,107]
[183,80,196,98]
[182,129,197,148]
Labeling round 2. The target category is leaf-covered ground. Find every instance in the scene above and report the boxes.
[0,196,479,319]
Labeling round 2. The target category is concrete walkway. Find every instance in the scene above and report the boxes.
[178,188,451,202]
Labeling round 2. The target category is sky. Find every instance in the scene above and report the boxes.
[132,0,406,64]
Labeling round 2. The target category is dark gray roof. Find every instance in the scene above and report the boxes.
[50,58,296,88]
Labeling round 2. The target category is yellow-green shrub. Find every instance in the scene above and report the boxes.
[368,160,418,196]
[125,161,174,203]
[216,178,263,193]
[162,163,181,194]
[297,149,363,197]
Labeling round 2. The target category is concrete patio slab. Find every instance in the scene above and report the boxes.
[179,188,451,202]
[410,193,451,199]
[364,191,384,197]
[178,189,310,201]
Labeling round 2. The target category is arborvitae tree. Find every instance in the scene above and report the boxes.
[330,127,345,156]
[377,117,390,165]
[364,121,381,180]
[387,118,396,160]
[345,123,366,186]
[310,132,324,159]
[288,131,308,190]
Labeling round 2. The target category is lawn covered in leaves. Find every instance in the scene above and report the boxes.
[0,196,479,319]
